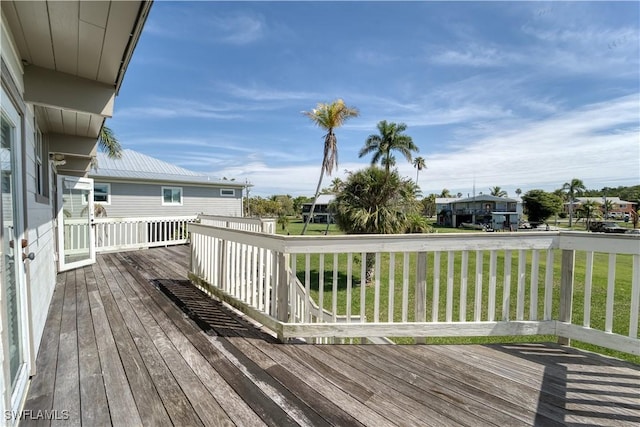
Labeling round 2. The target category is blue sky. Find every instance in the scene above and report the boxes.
[110,1,640,197]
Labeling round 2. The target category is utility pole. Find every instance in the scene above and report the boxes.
[245,179,251,217]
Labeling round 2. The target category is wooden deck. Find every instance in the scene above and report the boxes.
[22,246,640,426]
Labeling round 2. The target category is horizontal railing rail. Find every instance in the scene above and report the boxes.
[188,224,640,355]
[198,214,276,234]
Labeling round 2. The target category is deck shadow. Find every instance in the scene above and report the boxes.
[489,343,640,426]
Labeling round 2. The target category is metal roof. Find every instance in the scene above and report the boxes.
[90,149,245,187]
[303,195,336,205]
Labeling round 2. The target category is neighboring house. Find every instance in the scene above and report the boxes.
[0,1,150,420]
[302,194,335,223]
[566,197,637,219]
[436,195,522,230]
[90,149,246,217]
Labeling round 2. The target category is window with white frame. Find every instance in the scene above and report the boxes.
[94,183,111,204]
[34,122,49,201]
[220,188,235,197]
[162,186,183,205]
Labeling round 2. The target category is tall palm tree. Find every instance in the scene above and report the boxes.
[562,178,586,227]
[98,125,122,159]
[413,156,426,183]
[359,120,418,174]
[490,186,507,197]
[301,99,359,235]
[440,188,452,198]
[515,188,522,197]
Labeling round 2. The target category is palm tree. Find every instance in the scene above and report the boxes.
[301,99,359,235]
[413,156,426,183]
[562,178,586,227]
[358,120,418,174]
[98,125,123,159]
[329,177,344,194]
[332,166,421,282]
[515,188,522,197]
[490,186,508,197]
[579,199,600,230]
[440,188,451,198]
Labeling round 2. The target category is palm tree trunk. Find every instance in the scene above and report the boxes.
[301,165,325,235]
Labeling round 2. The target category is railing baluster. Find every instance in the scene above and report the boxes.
[416,252,427,344]
[530,250,539,321]
[402,253,409,323]
[605,253,616,333]
[446,251,454,322]
[346,253,352,323]
[630,254,639,339]
[388,252,395,323]
[544,249,554,321]
[360,252,366,323]
[460,250,469,322]
[583,251,594,327]
[516,249,526,321]
[305,254,311,323]
[502,250,512,321]
[374,252,381,323]
[333,253,339,323]
[488,250,497,322]
[318,253,325,321]
[432,251,440,322]
[474,250,483,322]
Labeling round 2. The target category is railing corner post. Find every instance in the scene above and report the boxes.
[558,249,575,346]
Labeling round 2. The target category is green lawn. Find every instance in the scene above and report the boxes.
[279,222,638,364]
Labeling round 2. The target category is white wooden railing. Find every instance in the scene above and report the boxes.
[188,224,640,355]
[93,216,197,252]
[198,214,276,234]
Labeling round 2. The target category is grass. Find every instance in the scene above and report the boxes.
[277,221,639,364]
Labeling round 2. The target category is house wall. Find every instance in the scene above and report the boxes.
[98,181,243,217]
[1,11,58,418]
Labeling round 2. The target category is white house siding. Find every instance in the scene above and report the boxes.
[101,182,243,217]
[2,14,58,418]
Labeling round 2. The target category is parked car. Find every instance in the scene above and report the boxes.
[589,221,627,233]
[625,229,640,235]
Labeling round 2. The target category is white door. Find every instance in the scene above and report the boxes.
[57,176,95,271]
[1,87,29,413]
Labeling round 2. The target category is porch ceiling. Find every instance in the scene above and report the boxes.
[1,0,151,137]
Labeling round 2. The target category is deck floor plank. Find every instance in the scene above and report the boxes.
[21,273,66,427]
[86,262,143,427]
[50,269,80,427]
[104,253,236,427]
[22,245,640,427]
[116,251,269,427]
[100,254,206,427]
[76,265,111,427]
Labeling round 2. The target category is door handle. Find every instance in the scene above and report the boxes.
[22,252,35,262]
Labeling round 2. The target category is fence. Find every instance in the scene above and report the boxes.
[188,224,639,355]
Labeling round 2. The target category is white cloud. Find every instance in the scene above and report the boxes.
[215,94,639,197]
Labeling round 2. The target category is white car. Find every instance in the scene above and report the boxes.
[625,229,640,235]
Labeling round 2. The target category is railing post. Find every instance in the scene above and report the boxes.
[558,249,575,346]
[276,252,290,342]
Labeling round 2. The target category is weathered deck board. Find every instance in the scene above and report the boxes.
[22,245,640,427]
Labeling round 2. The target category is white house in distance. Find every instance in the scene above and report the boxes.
[436,195,523,230]
[89,149,246,217]
[0,1,151,420]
